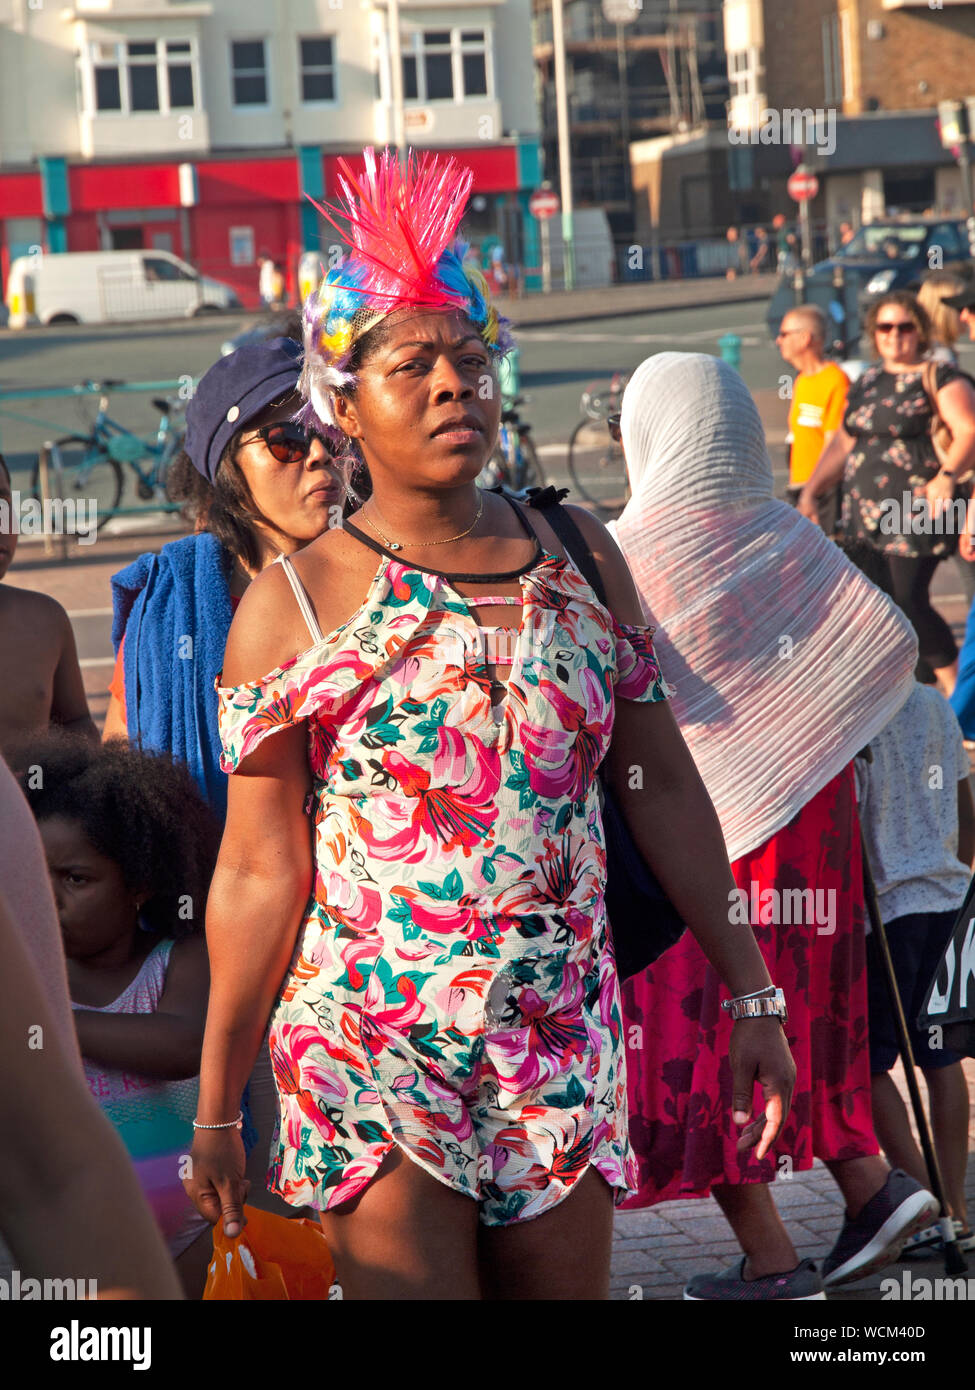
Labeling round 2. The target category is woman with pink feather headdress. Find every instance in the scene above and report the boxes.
[184,147,795,1299]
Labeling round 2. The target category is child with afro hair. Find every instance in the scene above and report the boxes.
[15,731,220,1296]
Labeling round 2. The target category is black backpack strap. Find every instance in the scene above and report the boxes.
[521,485,608,607]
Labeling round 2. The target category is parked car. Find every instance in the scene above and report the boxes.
[5,249,240,328]
[766,216,975,345]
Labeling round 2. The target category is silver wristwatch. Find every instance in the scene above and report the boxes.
[723,988,788,1023]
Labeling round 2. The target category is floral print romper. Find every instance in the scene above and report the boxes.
[217,496,668,1225]
[842,361,962,559]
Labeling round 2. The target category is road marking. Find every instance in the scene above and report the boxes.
[68,607,114,618]
[80,657,114,668]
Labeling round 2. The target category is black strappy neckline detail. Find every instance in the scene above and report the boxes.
[342,492,544,582]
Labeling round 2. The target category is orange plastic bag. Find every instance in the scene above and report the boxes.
[203,1204,336,1301]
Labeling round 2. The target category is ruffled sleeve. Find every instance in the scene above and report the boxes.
[216,644,378,773]
[610,619,671,703]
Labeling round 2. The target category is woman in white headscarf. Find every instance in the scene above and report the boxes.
[612,353,937,1300]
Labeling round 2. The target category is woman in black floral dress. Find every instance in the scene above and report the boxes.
[800,291,975,690]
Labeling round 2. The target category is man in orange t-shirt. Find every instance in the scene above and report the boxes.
[777,305,849,534]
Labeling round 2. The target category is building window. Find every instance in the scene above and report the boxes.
[400,27,493,104]
[728,48,762,102]
[728,145,755,192]
[92,43,123,111]
[460,30,488,97]
[403,51,418,100]
[86,38,198,115]
[423,31,453,100]
[166,41,194,108]
[127,42,159,112]
[231,40,268,106]
[299,37,335,103]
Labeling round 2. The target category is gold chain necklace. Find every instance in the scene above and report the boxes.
[360,494,484,552]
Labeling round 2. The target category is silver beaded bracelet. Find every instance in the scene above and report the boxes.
[192,1111,243,1130]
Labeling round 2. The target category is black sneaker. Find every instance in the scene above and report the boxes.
[684,1256,826,1301]
[822,1169,939,1288]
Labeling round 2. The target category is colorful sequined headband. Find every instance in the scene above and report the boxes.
[297,146,514,438]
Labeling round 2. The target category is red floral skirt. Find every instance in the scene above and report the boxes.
[621,763,879,1208]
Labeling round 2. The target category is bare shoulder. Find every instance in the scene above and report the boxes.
[562,504,647,626]
[286,520,386,637]
[0,584,70,634]
[222,525,380,688]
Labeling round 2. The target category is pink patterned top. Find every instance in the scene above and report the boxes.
[216,535,669,1227]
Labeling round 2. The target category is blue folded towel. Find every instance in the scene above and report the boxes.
[111,531,234,822]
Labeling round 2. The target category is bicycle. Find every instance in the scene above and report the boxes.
[566,370,631,513]
[31,380,187,519]
[477,393,545,494]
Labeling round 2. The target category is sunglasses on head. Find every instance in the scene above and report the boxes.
[875,321,917,335]
[242,422,326,463]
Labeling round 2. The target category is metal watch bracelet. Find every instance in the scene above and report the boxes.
[723,988,788,1023]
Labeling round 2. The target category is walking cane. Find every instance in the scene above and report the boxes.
[860,829,968,1277]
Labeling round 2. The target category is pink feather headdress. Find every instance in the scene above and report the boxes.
[298,146,513,437]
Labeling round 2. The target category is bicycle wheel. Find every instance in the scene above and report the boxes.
[566,418,628,513]
[32,437,124,521]
[513,432,545,491]
[477,442,508,491]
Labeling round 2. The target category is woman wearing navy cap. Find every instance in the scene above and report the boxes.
[106,336,344,1222]
[106,337,344,820]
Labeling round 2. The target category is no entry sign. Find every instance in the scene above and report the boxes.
[788,169,819,202]
[530,188,560,219]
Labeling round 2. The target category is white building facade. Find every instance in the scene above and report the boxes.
[0,0,542,304]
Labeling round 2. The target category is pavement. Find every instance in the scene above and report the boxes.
[611,1060,975,1301]
[494,272,779,327]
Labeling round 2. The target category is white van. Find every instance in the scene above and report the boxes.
[5,249,240,328]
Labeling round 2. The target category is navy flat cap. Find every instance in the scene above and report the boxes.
[184,337,303,484]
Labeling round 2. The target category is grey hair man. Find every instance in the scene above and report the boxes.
[776,305,850,534]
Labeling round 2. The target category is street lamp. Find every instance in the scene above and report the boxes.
[601,0,638,221]
[388,0,406,169]
[550,0,576,290]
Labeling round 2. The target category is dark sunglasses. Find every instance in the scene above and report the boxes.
[242,422,327,463]
[875,321,917,335]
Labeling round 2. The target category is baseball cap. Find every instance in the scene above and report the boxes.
[184,337,303,484]
[941,285,975,313]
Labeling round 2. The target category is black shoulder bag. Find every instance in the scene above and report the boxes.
[521,485,686,981]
